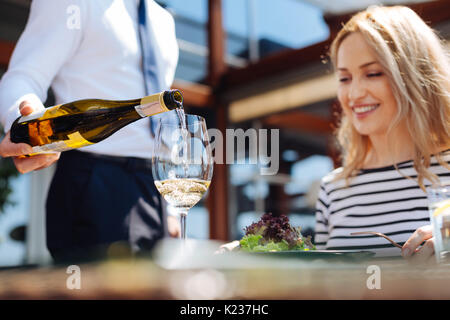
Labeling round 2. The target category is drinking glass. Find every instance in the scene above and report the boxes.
[152,112,213,241]
[427,180,450,264]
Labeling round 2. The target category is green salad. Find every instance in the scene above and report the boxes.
[239,213,316,252]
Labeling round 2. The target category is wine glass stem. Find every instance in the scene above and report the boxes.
[180,211,188,241]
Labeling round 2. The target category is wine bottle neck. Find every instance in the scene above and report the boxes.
[162,90,183,110]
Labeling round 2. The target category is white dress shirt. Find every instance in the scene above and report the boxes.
[0,0,179,159]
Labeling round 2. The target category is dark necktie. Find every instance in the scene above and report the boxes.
[138,0,163,134]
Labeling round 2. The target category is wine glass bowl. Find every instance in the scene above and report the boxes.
[152,112,213,240]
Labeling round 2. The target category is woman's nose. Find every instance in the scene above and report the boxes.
[348,80,367,102]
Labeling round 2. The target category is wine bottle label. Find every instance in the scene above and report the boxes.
[29,131,93,155]
[135,94,168,117]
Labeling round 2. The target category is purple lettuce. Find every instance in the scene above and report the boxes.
[244,213,314,250]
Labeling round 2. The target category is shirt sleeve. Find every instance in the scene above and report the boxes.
[0,0,85,132]
[314,179,330,249]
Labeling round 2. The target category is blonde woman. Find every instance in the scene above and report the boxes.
[315,5,450,262]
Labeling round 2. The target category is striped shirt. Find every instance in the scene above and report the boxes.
[314,150,450,257]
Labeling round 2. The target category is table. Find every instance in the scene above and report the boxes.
[0,239,449,299]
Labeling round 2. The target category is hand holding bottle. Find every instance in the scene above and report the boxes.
[9,90,183,155]
[0,100,60,173]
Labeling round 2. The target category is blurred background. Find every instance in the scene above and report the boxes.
[0,0,448,266]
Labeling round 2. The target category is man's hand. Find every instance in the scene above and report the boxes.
[402,225,435,264]
[0,100,60,173]
[167,215,181,238]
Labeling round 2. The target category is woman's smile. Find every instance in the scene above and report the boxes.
[351,103,380,119]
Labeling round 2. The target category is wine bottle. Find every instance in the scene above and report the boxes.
[10,90,183,155]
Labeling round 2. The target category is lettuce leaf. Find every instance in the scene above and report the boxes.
[240,235,314,252]
[239,234,262,252]
[239,213,316,252]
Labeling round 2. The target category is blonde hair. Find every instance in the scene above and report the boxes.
[330,5,450,190]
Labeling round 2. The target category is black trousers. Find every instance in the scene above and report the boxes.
[46,150,167,264]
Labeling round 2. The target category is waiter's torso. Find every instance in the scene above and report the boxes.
[52,0,178,158]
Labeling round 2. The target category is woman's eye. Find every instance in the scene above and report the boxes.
[367,72,382,78]
[339,77,350,83]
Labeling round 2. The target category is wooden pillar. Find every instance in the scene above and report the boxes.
[207,0,227,88]
[206,0,229,241]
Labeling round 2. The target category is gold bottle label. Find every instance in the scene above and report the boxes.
[29,131,93,155]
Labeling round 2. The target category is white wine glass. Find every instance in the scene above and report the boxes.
[152,112,213,241]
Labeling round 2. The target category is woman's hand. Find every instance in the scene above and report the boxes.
[0,100,60,173]
[402,225,435,264]
[215,240,240,254]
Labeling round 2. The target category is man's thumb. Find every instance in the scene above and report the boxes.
[19,100,35,116]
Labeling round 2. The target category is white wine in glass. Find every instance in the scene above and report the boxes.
[152,112,213,240]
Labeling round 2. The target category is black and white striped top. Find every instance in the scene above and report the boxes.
[314,150,450,257]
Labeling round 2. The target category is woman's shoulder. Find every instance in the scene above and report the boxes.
[320,167,344,186]
[319,148,450,186]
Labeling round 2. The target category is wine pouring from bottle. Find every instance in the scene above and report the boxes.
[10,90,183,156]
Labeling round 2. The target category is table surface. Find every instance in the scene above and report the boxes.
[1,239,449,300]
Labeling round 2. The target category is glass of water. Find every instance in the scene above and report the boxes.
[428,181,450,264]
